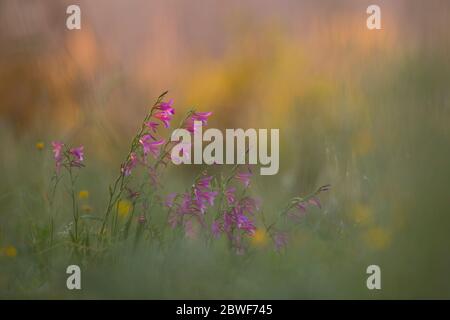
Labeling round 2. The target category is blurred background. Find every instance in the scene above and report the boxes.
[1,0,450,298]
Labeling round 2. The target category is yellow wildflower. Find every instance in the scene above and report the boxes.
[3,245,17,257]
[251,229,268,246]
[117,200,132,218]
[78,190,89,200]
[36,142,45,150]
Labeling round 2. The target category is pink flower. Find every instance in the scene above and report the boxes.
[192,111,212,125]
[224,187,236,204]
[69,146,84,164]
[183,111,212,133]
[193,189,218,213]
[156,99,175,115]
[238,197,260,215]
[297,202,307,212]
[196,175,213,190]
[51,141,64,172]
[145,121,159,133]
[308,197,321,209]
[235,172,252,188]
[139,135,164,158]
[121,152,138,176]
[236,212,256,235]
[153,111,173,128]
[183,118,202,133]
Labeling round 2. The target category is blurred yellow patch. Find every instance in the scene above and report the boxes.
[2,245,17,257]
[251,229,268,246]
[364,227,391,250]
[352,130,373,156]
[117,200,132,218]
[350,204,373,225]
[78,190,89,200]
[81,204,93,213]
[35,142,45,150]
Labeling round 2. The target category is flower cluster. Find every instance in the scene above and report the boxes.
[51,141,84,173]
[48,93,330,255]
[166,174,218,237]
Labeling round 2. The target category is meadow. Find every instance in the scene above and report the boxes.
[1,0,450,299]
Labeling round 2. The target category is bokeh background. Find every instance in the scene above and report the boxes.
[1,0,450,298]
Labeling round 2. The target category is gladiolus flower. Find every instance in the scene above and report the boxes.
[145,121,159,133]
[196,175,213,190]
[183,118,202,133]
[156,99,175,115]
[236,213,256,235]
[51,141,64,172]
[70,146,84,164]
[224,187,236,204]
[153,111,173,128]
[235,172,252,188]
[308,197,321,208]
[122,152,138,176]
[139,135,164,158]
[192,111,212,125]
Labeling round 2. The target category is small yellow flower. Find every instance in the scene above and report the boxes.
[3,245,17,257]
[36,142,45,150]
[78,190,89,200]
[251,229,268,246]
[117,200,132,218]
[364,227,391,250]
